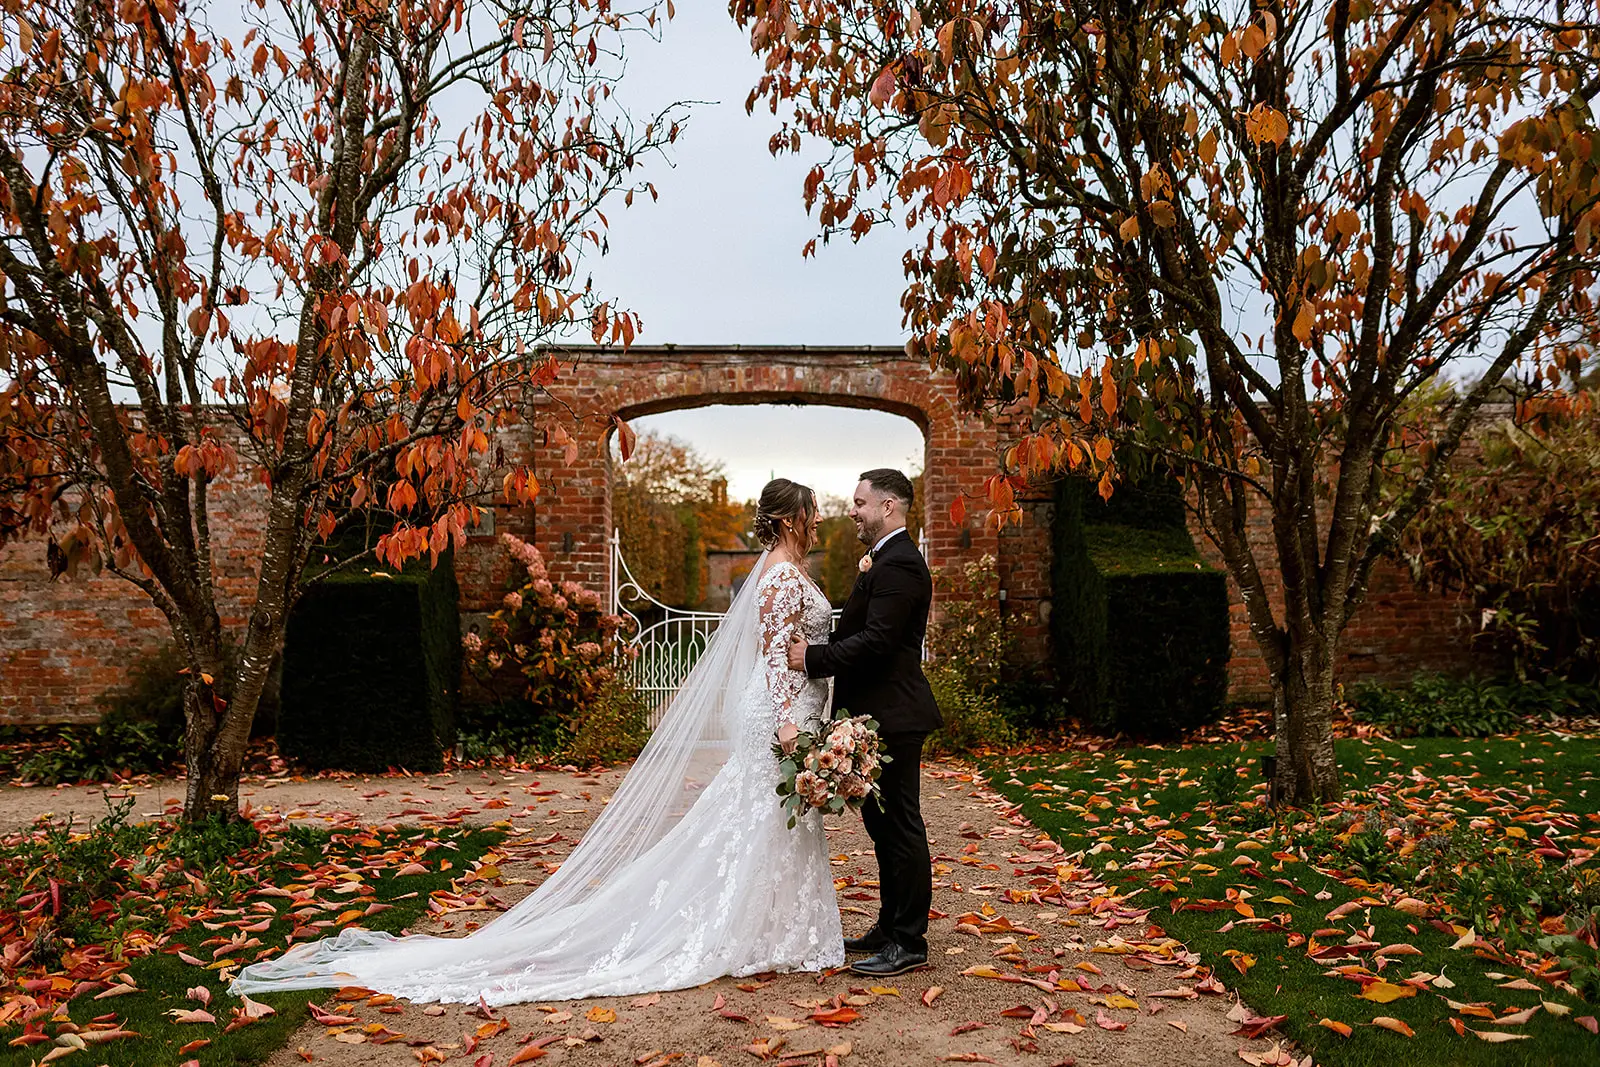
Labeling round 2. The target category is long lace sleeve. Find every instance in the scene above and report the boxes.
[757,563,809,727]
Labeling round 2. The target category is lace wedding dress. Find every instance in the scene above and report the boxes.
[230,556,844,1005]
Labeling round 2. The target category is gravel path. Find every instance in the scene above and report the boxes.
[0,762,1296,1066]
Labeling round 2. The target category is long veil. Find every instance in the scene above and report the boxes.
[230,551,772,1002]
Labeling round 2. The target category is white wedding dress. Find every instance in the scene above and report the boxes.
[230,556,844,1005]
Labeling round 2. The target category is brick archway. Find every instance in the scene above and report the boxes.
[519,346,1003,600]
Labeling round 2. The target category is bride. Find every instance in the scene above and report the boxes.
[230,478,845,1004]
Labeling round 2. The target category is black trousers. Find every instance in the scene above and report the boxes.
[861,730,932,955]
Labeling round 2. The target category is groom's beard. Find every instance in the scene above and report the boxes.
[854,517,882,546]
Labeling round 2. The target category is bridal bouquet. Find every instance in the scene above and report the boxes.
[772,709,890,828]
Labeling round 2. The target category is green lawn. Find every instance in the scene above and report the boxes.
[1,818,504,1067]
[986,733,1600,1067]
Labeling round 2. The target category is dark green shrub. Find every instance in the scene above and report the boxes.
[1348,674,1521,737]
[455,700,567,761]
[458,677,650,766]
[1052,475,1230,736]
[15,718,180,785]
[277,552,460,772]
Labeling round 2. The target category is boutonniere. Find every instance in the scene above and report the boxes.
[857,554,873,574]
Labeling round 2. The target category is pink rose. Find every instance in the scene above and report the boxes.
[461,632,483,653]
[553,595,568,612]
[857,554,872,574]
[502,591,523,611]
[533,578,553,597]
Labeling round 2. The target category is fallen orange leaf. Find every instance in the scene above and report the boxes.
[1358,981,1416,1004]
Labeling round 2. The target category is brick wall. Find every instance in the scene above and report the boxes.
[0,456,270,723]
[1186,491,1480,703]
[0,346,1482,721]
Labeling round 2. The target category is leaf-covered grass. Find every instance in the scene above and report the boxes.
[987,733,1600,1067]
[1,806,504,1067]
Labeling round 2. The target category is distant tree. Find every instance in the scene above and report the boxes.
[816,514,860,605]
[612,432,749,606]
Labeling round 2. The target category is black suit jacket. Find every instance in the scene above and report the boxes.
[804,530,943,735]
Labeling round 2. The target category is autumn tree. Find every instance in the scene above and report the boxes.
[0,0,680,819]
[611,430,749,606]
[736,0,1600,801]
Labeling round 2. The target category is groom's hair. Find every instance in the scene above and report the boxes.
[859,468,914,509]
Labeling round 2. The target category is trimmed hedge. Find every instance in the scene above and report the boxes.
[277,553,461,771]
[1051,475,1229,736]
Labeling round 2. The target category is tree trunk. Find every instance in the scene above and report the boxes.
[1270,635,1341,805]
[180,620,279,822]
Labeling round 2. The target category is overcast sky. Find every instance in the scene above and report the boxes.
[581,6,927,497]
[586,6,913,344]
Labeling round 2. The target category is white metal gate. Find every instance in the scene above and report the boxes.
[609,530,728,726]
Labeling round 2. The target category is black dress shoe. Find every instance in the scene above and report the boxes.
[848,942,928,977]
[843,928,890,954]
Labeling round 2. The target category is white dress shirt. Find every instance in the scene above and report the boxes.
[872,526,908,555]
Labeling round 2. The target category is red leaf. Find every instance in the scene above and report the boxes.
[307,1002,360,1026]
[613,415,637,462]
[1229,1013,1289,1039]
[868,65,896,107]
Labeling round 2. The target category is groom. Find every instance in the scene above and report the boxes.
[787,468,943,977]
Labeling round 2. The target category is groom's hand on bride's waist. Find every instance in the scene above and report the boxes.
[787,633,808,672]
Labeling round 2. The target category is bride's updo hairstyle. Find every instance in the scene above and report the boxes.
[753,478,817,553]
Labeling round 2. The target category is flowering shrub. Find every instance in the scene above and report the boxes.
[460,534,642,760]
[925,553,1019,755]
